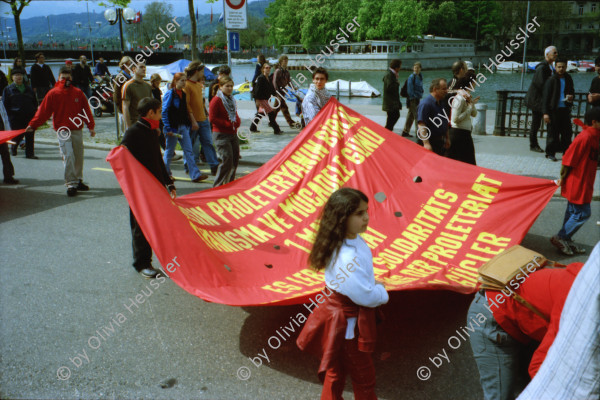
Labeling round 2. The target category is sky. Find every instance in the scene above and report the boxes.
[0,0,258,19]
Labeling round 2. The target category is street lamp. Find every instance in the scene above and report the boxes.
[104,7,135,54]
[75,22,82,45]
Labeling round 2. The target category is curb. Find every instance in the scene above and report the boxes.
[34,138,266,168]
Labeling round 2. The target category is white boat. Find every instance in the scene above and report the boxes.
[496,61,522,72]
[325,79,381,97]
[231,58,253,64]
[566,61,578,72]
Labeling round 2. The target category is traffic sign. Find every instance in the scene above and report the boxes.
[228,31,240,52]
[224,0,248,30]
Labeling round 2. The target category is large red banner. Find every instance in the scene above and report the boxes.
[107,98,557,306]
[0,129,26,145]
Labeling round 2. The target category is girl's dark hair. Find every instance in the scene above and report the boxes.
[13,57,21,68]
[309,188,368,270]
[257,54,266,65]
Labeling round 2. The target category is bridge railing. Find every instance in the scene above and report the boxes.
[493,90,589,137]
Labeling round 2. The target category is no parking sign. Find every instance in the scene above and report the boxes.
[224,0,248,30]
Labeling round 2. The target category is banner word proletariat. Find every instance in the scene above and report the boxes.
[177,105,383,249]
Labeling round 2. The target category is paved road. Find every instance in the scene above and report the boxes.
[1,106,599,399]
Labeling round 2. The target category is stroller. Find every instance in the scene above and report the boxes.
[90,82,115,118]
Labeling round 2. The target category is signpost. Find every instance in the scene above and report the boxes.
[224,0,248,67]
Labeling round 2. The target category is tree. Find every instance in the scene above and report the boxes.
[376,0,430,42]
[188,0,198,59]
[1,0,30,66]
[265,0,302,46]
[124,2,176,48]
[240,15,267,51]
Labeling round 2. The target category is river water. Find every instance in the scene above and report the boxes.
[39,62,597,111]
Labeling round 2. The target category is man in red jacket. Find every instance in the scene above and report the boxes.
[468,261,584,400]
[26,66,96,196]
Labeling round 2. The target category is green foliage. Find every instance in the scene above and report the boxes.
[376,0,430,41]
[356,0,383,41]
[266,0,429,47]
[265,0,302,46]
[424,0,501,45]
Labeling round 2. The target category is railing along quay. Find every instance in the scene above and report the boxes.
[493,90,589,137]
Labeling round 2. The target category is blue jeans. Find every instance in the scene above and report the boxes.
[558,202,591,241]
[163,125,202,181]
[468,292,526,400]
[186,119,219,168]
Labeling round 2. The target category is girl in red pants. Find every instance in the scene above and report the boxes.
[297,188,389,400]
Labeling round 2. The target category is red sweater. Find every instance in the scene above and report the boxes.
[208,95,240,134]
[28,80,95,131]
[485,262,583,377]
[296,290,380,381]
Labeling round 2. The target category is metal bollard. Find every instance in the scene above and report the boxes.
[472,103,488,135]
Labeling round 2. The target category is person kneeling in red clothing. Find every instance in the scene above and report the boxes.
[468,251,584,400]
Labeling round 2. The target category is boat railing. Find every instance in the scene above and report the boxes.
[493,90,590,137]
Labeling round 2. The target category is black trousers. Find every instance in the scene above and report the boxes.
[1,143,15,180]
[12,130,35,158]
[251,110,281,133]
[417,136,445,156]
[546,108,572,157]
[446,128,476,165]
[130,208,152,272]
[529,111,543,148]
[385,109,400,131]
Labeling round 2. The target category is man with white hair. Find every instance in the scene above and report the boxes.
[525,46,558,154]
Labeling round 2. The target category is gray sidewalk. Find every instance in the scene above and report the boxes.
[28,100,598,197]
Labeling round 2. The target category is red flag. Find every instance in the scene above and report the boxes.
[0,129,26,145]
[107,99,558,306]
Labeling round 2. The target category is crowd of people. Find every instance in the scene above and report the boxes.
[1,49,599,399]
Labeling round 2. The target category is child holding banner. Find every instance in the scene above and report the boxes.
[297,188,388,400]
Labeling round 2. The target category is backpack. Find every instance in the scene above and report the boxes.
[478,245,565,322]
[400,73,416,98]
[400,79,408,98]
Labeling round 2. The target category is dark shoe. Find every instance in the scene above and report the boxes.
[192,174,209,182]
[567,240,586,254]
[545,155,558,162]
[550,235,573,255]
[530,145,544,153]
[274,130,283,135]
[76,181,90,191]
[19,142,25,150]
[11,148,17,156]
[200,152,207,163]
[139,268,161,279]
[249,127,259,133]
[26,155,39,159]
[3,177,19,184]
[67,187,77,197]
[401,131,413,137]
[172,154,183,161]
[211,166,218,176]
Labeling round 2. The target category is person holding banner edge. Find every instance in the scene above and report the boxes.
[120,97,176,279]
